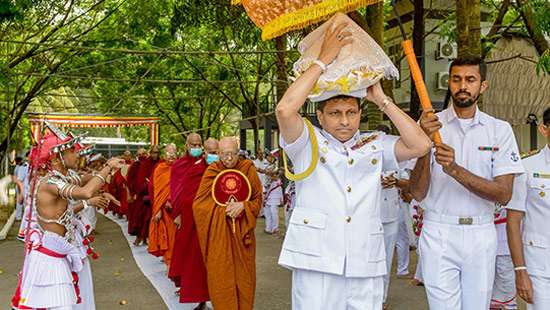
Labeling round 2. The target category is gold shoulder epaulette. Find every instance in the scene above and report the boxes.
[521,149,540,159]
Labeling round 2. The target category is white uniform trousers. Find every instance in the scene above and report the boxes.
[414,246,423,283]
[382,220,399,302]
[491,255,517,309]
[15,201,23,221]
[395,210,410,276]
[75,258,95,310]
[419,220,497,310]
[264,203,279,233]
[528,275,550,310]
[291,269,383,310]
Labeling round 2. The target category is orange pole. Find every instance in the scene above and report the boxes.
[402,40,442,145]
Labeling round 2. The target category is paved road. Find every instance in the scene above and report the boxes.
[1,213,527,309]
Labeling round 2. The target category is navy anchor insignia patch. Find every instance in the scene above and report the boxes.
[510,152,519,162]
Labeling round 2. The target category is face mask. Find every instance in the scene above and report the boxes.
[189,148,203,158]
[206,154,219,164]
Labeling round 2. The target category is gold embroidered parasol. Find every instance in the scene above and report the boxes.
[232,0,382,40]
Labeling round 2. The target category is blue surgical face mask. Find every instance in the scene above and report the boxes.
[206,154,219,164]
[189,148,203,158]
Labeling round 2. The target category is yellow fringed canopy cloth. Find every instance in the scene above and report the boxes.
[231,0,382,40]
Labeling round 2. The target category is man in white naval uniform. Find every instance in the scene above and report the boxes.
[379,169,400,305]
[276,20,431,309]
[507,107,550,309]
[410,56,524,309]
[376,124,404,306]
[395,167,414,279]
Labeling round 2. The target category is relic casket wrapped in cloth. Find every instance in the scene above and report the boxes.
[292,13,399,102]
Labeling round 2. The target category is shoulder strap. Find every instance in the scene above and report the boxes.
[282,118,319,181]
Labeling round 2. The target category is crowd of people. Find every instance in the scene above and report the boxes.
[8,126,275,310]
[5,16,550,310]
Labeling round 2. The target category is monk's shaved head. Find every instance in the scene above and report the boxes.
[165,143,177,162]
[186,133,202,149]
[219,137,238,152]
[204,138,219,154]
[218,137,239,168]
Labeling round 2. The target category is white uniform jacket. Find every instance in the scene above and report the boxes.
[278,120,399,277]
[507,146,550,277]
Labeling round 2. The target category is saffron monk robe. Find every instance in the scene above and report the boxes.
[193,137,263,310]
[148,144,178,266]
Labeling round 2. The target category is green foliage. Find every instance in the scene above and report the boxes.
[537,49,550,75]
[0,0,298,159]
[0,0,36,22]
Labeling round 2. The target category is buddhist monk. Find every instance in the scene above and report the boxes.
[148,143,178,265]
[127,146,160,246]
[193,137,263,310]
[169,135,219,309]
[107,158,129,218]
[122,150,133,165]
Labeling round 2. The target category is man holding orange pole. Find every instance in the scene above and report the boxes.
[410,56,524,309]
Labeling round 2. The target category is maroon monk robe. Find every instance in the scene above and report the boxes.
[168,155,209,303]
[106,173,120,215]
[108,169,129,216]
[127,156,158,239]
[126,159,141,235]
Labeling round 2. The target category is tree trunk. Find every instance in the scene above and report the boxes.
[274,35,288,103]
[517,0,550,56]
[457,0,481,57]
[483,0,510,58]
[409,0,425,121]
[364,5,385,130]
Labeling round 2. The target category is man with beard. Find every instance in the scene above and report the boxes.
[148,143,178,266]
[410,56,524,309]
[14,156,29,222]
[127,146,160,246]
[193,137,263,310]
[168,134,218,309]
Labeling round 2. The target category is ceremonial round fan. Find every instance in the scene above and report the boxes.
[212,169,252,206]
[212,169,252,233]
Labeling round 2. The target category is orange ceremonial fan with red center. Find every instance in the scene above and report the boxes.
[232,0,382,40]
[212,169,252,233]
[212,169,252,206]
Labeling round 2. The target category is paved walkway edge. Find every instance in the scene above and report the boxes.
[100,212,194,310]
[0,210,16,240]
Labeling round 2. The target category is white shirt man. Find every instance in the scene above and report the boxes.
[264,168,283,234]
[411,57,523,309]
[379,169,401,303]
[275,18,431,309]
[253,154,269,189]
[507,134,550,308]
[395,167,415,278]
[14,159,29,221]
